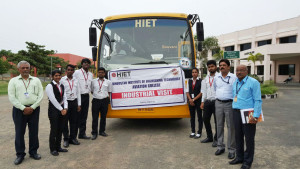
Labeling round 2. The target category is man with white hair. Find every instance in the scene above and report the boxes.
[8,61,44,165]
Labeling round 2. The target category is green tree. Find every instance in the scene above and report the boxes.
[198,36,219,77]
[0,58,10,80]
[247,53,263,74]
[212,48,224,61]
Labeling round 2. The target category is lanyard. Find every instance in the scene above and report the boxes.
[220,76,230,84]
[56,84,62,98]
[98,79,104,90]
[22,79,31,92]
[209,76,214,87]
[236,76,248,95]
[67,79,74,92]
[192,79,196,91]
[81,69,89,83]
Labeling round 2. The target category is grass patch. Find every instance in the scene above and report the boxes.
[0,81,9,95]
[261,80,278,95]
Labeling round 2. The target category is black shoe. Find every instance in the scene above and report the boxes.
[215,149,225,155]
[69,139,80,145]
[78,135,91,139]
[228,152,235,159]
[241,164,251,169]
[229,158,243,165]
[201,138,213,143]
[63,140,69,148]
[50,150,59,156]
[14,157,24,165]
[30,154,41,160]
[91,134,97,140]
[99,132,108,137]
[189,133,195,138]
[194,134,201,139]
[212,141,217,147]
[57,148,68,152]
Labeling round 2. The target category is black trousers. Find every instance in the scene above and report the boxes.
[48,105,66,152]
[233,109,256,166]
[63,99,79,141]
[203,100,217,141]
[13,106,40,157]
[91,98,108,135]
[189,101,203,134]
[79,94,89,137]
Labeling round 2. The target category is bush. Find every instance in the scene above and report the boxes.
[260,80,278,95]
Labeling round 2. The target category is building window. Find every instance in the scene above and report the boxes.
[257,39,272,47]
[247,66,251,74]
[224,46,234,51]
[279,35,297,44]
[257,65,264,75]
[278,64,295,75]
[240,43,251,51]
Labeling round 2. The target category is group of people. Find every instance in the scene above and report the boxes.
[187,59,262,169]
[8,58,262,169]
[8,59,112,165]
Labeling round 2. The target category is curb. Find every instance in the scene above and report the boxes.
[261,93,278,99]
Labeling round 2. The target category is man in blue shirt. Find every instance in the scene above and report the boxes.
[230,65,262,169]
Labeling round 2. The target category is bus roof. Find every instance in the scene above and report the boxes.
[104,13,188,22]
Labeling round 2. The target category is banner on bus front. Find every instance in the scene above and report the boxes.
[108,66,187,110]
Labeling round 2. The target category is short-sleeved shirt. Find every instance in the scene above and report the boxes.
[91,78,112,99]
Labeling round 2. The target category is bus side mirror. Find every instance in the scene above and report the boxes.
[196,22,204,51]
[198,41,203,51]
[196,22,204,41]
[89,27,97,46]
[92,46,97,61]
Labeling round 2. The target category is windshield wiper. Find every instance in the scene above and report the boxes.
[132,61,169,65]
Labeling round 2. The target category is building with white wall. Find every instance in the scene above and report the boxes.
[214,16,300,83]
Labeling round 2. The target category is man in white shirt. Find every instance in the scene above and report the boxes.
[61,64,81,147]
[91,67,112,140]
[213,59,237,159]
[200,60,218,147]
[73,58,93,139]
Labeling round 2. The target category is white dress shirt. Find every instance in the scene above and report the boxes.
[213,72,237,100]
[60,76,81,106]
[91,78,112,99]
[46,80,68,111]
[73,68,93,94]
[201,73,218,102]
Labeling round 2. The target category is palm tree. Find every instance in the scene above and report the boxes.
[247,52,263,74]
[212,49,224,61]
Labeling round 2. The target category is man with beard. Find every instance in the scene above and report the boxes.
[73,59,93,139]
[200,60,218,147]
[213,59,236,159]
[61,64,81,147]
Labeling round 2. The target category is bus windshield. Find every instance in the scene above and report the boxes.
[99,18,194,70]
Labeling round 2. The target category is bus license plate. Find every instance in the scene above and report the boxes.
[137,108,154,113]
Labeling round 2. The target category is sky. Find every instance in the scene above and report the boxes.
[1,0,300,58]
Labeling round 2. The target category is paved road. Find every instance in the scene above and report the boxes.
[0,87,299,169]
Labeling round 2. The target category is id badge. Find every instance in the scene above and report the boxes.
[85,85,88,89]
[98,90,102,93]
[234,96,237,102]
[24,92,29,98]
[70,93,74,97]
[191,94,194,98]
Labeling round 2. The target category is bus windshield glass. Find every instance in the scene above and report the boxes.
[99,18,194,70]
